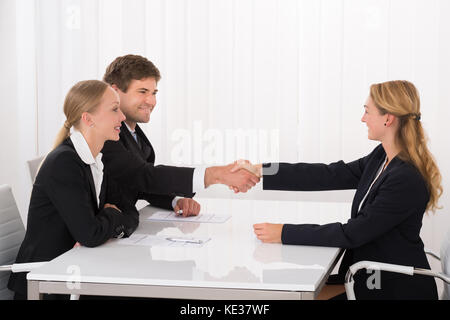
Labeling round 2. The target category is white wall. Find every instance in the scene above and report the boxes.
[1,0,449,272]
[0,0,19,208]
[0,0,37,226]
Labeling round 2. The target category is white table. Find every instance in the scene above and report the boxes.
[27,198,351,300]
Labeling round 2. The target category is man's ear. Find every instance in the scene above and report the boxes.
[111,84,120,93]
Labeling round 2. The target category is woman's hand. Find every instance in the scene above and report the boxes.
[104,203,121,212]
[230,160,262,178]
[253,223,283,243]
[227,160,262,193]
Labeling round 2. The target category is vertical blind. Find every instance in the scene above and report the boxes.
[33,0,442,167]
[5,0,450,257]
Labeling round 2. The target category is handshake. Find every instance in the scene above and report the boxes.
[204,160,263,193]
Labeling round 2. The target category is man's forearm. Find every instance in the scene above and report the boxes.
[204,164,260,193]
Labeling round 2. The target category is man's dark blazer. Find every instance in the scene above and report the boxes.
[262,144,438,299]
[8,138,139,297]
[101,123,195,210]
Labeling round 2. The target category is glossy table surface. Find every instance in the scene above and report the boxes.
[27,198,351,298]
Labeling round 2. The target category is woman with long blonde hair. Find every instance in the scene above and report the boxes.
[8,80,139,300]
[233,80,442,300]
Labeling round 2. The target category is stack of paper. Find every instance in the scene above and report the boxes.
[147,211,231,223]
[117,234,211,248]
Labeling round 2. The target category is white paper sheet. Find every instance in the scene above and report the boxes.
[147,211,231,224]
[117,234,211,248]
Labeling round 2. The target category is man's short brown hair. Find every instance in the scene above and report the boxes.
[103,54,161,92]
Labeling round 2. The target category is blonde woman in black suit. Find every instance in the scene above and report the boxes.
[8,80,139,300]
[232,80,442,300]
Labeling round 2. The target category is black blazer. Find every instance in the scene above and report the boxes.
[262,144,438,299]
[8,138,139,296]
[101,123,195,210]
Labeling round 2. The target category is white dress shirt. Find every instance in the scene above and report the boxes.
[123,123,206,209]
[70,130,104,208]
[357,156,388,213]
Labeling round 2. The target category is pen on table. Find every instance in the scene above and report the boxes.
[166,237,203,244]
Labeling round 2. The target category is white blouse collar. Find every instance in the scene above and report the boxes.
[69,129,103,167]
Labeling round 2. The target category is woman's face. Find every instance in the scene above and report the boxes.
[361,96,387,142]
[90,87,125,142]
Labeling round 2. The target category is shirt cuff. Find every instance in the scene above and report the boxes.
[192,166,207,193]
[172,196,183,209]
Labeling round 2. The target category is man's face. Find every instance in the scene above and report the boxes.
[115,77,158,125]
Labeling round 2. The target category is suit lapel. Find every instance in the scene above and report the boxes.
[120,122,143,156]
[351,148,387,217]
[84,166,99,209]
[119,122,155,163]
[99,176,107,209]
[135,124,155,163]
[355,157,400,215]
[367,157,399,193]
[63,139,98,209]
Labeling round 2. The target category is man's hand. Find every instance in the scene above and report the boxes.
[231,159,262,178]
[204,163,260,193]
[253,223,283,243]
[174,198,201,217]
[227,160,262,193]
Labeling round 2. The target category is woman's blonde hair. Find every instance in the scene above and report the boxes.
[53,80,109,149]
[370,80,442,213]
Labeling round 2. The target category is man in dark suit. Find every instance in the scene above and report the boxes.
[101,55,259,215]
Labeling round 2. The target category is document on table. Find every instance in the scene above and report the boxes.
[117,234,211,248]
[147,211,231,224]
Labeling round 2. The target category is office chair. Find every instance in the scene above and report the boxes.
[26,155,45,184]
[0,184,79,300]
[0,184,32,299]
[345,229,450,300]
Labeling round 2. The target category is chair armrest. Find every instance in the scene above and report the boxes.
[0,265,13,272]
[1,262,48,273]
[345,260,450,300]
[345,261,414,300]
[349,261,415,277]
[425,250,441,261]
[11,262,47,273]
